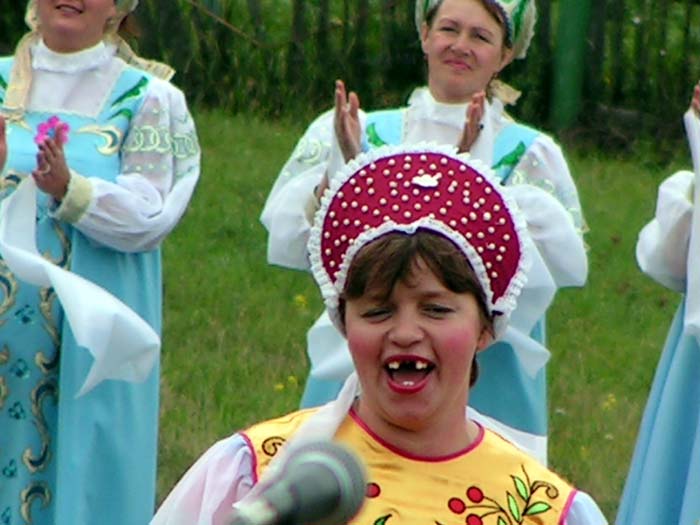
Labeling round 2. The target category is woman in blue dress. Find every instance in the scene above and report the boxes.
[616,84,700,525]
[0,1,200,524]
[261,0,588,464]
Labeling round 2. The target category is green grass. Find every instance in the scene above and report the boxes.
[157,109,689,520]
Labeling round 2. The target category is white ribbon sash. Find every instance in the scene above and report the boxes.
[683,110,700,340]
[0,178,160,396]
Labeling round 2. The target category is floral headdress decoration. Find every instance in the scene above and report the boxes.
[308,144,529,338]
[4,0,173,120]
[415,0,537,60]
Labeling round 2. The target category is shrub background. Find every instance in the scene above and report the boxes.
[2,0,700,141]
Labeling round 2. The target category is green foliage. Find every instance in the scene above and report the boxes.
[157,111,688,522]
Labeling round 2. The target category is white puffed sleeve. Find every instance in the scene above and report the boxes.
[511,134,587,237]
[509,184,588,289]
[564,491,609,525]
[636,171,694,292]
[151,434,255,525]
[52,77,200,252]
[260,109,367,270]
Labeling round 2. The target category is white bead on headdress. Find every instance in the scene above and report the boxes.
[308,144,530,338]
[415,0,537,60]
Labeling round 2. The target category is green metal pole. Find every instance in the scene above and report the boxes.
[550,0,593,131]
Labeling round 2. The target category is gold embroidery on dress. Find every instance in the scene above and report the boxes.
[123,124,199,159]
[76,124,123,156]
[0,343,7,413]
[2,113,32,130]
[40,222,71,268]
[261,437,286,458]
[0,261,19,326]
[39,288,59,343]
[35,248,64,375]
[20,481,52,524]
[0,376,8,409]
[22,378,57,474]
[0,170,24,197]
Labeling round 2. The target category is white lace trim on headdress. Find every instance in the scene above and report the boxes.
[308,142,530,339]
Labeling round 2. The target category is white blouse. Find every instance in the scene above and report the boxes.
[636,170,694,292]
[23,39,200,252]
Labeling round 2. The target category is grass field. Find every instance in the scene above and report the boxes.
[156,110,689,520]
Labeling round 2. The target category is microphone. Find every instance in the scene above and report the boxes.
[228,440,367,525]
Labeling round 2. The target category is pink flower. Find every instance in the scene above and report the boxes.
[35,116,70,145]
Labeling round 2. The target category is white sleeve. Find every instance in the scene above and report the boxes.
[260,109,367,270]
[512,134,587,236]
[636,170,694,292]
[509,184,588,289]
[151,434,255,525]
[563,491,609,525]
[52,77,200,252]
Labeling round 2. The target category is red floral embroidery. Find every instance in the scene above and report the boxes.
[449,498,467,514]
[467,487,484,503]
[466,514,483,525]
[366,482,381,498]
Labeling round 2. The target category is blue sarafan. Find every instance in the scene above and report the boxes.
[617,110,700,525]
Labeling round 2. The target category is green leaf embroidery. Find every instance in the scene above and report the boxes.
[0,74,7,91]
[507,492,522,522]
[108,108,135,122]
[366,123,387,148]
[511,475,530,501]
[497,518,508,525]
[111,76,149,108]
[524,501,551,516]
[374,514,392,525]
[492,141,526,171]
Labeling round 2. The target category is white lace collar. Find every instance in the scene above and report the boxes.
[32,39,114,74]
[407,86,504,127]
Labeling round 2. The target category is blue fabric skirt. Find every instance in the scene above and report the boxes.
[617,301,700,525]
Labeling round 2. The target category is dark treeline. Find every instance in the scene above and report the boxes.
[1,1,699,147]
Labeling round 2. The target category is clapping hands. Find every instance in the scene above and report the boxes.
[457,91,486,154]
[334,79,362,162]
[315,80,362,201]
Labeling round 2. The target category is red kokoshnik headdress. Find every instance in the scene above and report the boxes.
[308,144,529,337]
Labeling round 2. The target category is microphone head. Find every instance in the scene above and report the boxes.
[282,440,367,525]
[229,439,367,525]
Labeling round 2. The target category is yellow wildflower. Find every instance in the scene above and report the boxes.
[293,294,308,310]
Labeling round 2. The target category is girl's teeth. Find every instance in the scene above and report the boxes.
[402,381,415,386]
[388,361,400,370]
[416,361,427,370]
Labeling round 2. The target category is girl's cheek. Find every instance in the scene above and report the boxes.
[443,326,481,352]
[347,330,377,359]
